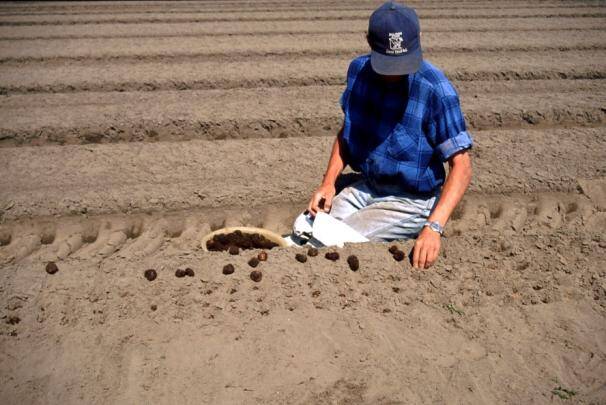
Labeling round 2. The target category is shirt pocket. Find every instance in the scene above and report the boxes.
[386,124,419,162]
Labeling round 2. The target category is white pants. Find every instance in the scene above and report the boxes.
[329,179,439,242]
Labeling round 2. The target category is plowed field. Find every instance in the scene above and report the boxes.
[0,1,605,404]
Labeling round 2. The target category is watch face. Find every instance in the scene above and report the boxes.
[427,222,442,234]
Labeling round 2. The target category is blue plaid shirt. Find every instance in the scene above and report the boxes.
[340,54,473,194]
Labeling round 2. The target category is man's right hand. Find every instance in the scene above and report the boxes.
[308,184,336,217]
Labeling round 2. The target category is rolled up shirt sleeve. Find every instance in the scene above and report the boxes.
[433,93,473,162]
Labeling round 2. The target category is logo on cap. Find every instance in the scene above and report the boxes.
[387,32,407,54]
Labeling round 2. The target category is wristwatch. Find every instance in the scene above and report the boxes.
[423,221,444,235]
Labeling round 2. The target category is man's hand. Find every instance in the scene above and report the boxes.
[412,226,441,269]
[410,150,471,270]
[308,184,336,216]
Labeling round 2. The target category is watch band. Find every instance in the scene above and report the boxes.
[423,221,444,235]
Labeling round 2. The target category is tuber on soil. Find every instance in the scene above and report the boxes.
[143,269,157,281]
[46,262,59,275]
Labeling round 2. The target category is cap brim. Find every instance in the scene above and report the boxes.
[370,47,422,76]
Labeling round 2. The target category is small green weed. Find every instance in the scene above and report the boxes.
[551,386,577,400]
[445,303,464,316]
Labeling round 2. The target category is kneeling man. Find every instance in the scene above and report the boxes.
[308,2,473,269]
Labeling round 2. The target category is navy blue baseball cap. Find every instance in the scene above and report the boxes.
[367,1,422,75]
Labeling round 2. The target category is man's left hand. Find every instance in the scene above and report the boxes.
[412,226,441,269]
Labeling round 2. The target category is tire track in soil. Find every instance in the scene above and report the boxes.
[0,190,603,264]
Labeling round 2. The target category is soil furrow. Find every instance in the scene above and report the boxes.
[1,3,604,17]
[0,127,604,221]
[4,27,606,41]
[0,0,601,11]
[0,31,603,62]
[0,81,604,146]
[4,44,606,65]
[1,0,604,13]
[1,9,604,26]
[2,16,603,40]
[3,70,605,95]
[1,50,604,95]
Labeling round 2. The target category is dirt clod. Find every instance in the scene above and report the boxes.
[206,230,279,252]
[222,264,235,275]
[175,269,187,278]
[307,247,319,257]
[325,252,340,261]
[392,250,405,262]
[228,246,240,255]
[45,262,59,275]
[248,257,260,268]
[295,253,308,263]
[347,255,360,271]
[258,251,268,261]
[184,267,195,277]
[250,270,262,282]
[143,269,157,281]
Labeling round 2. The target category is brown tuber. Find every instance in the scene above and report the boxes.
[222,264,235,275]
[388,245,399,254]
[325,252,340,261]
[250,270,263,282]
[248,257,260,268]
[295,253,307,263]
[307,247,319,257]
[184,267,195,277]
[228,246,240,255]
[347,255,360,271]
[258,251,268,261]
[143,269,157,281]
[45,262,59,275]
[175,269,187,278]
[392,250,405,262]
[150,304,157,311]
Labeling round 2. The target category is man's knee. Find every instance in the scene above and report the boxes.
[328,188,358,220]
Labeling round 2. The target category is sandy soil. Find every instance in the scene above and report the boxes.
[0,1,605,404]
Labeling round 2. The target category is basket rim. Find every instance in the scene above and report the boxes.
[201,226,288,251]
